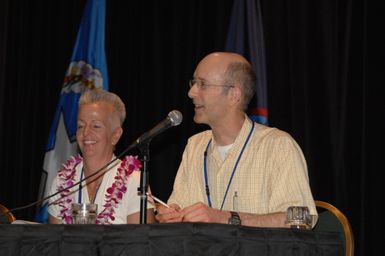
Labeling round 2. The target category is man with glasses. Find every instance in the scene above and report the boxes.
[156,52,317,228]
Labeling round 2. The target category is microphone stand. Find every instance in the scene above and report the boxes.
[138,140,150,224]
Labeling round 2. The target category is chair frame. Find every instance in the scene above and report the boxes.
[315,200,354,256]
[0,204,16,223]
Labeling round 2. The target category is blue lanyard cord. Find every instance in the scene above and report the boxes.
[78,168,84,203]
[204,141,213,207]
[203,121,255,210]
[78,167,102,204]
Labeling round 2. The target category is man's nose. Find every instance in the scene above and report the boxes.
[188,84,198,99]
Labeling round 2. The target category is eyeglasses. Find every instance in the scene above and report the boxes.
[188,79,234,90]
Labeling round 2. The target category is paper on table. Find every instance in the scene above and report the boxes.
[12,219,41,224]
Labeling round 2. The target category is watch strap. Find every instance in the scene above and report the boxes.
[228,211,241,225]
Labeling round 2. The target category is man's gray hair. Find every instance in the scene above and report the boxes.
[224,62,257,111]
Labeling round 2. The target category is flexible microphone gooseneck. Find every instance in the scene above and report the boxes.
[135,110,183,145]
[2,110,183,220]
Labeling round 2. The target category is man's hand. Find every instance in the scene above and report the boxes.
[180,202,229,224]
[155,203,182,223]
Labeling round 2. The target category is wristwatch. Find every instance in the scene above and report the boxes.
[228,211,241,225]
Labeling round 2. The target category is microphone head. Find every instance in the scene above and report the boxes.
[168,110,183,126]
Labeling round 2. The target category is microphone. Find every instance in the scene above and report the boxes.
[135,110,183,145]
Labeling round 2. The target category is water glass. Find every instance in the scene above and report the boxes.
[286,206,312,230]
[71,203,98,224]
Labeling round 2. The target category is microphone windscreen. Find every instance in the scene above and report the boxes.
[168,110,183,126]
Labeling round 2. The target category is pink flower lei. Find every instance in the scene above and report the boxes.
[55,154,142,224]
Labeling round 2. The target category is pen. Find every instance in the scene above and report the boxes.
[146,193,170,208]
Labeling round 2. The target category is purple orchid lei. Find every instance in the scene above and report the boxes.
[55,154,142,224]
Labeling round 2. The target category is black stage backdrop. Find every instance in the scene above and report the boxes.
[0,1,384,255]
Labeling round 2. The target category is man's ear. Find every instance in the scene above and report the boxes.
[229,84,242,106]
[111,127,123,146]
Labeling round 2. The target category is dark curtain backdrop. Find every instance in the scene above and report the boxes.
[0,0,383,255]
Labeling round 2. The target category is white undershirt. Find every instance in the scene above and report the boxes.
[217,143,234,161]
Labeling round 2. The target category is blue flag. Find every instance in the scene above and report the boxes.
[35,0,109,223]
[225,0,268,125]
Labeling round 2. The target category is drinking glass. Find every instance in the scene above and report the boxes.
[286,206,312,230]
[71,203,98,224]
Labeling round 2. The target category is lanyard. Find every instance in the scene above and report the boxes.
[203,121,255,210]
[78,168,84,203]
[78,167,102,204]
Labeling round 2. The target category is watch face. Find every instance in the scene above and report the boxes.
[229,211,241,225]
